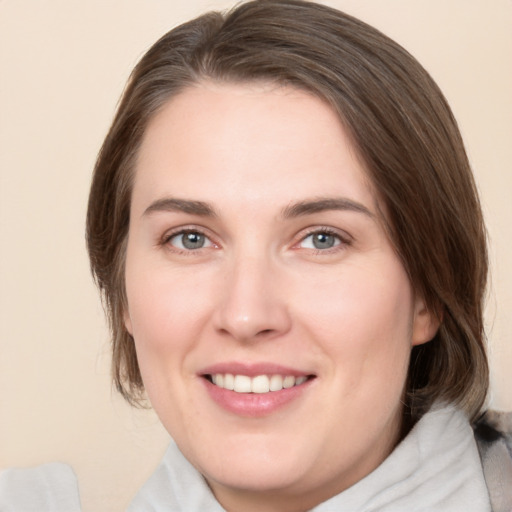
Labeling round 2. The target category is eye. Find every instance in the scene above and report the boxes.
[167,230,213,250]
[299,230,343,250]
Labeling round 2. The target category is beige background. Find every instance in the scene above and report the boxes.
[1,1,511,511]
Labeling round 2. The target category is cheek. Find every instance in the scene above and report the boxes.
[124,270,210,431]
[123,261,213,390]
[296,259,414,389]
[126,257,212,338]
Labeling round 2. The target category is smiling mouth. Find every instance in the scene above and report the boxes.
[204,374,315,394]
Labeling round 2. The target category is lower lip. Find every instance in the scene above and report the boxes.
[202,378,313,417]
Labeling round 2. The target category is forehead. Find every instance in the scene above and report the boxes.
[132,81,378,215]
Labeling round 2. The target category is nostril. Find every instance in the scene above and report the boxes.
[256,329,274,337]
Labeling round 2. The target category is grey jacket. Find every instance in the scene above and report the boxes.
[474,410,512,512]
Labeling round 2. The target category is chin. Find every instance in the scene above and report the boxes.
[209,458,306,492]
[181,429,317,492]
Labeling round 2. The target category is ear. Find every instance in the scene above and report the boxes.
[411,296,441,346]
[124,308,133,336]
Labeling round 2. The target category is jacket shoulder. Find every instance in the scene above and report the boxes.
[473,410,512,512]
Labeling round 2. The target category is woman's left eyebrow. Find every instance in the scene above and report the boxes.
[281,197,375,219]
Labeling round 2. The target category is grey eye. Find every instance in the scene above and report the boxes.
[170,231,212,250]
[312,233,336,249]
[300,232,341,250]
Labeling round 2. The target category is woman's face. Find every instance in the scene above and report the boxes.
[124,82,436,511]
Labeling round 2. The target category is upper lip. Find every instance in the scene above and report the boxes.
[199,361,314,378]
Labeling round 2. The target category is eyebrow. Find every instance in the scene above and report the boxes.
[142,196,374,220]
[143,198,217,218]
[282,197,375,219]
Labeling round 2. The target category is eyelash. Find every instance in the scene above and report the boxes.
[160,226,352,255]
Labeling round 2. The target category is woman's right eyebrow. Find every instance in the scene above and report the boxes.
[142,197,218,218]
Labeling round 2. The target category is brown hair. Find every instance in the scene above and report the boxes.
[86,0,488,421]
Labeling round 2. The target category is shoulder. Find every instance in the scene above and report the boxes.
[473,410,512,512]
[0,463,81,512]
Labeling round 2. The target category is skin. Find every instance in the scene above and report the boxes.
[123,82,438,512]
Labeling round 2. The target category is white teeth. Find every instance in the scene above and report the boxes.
[251,375,270,393]
[269,374,283,391]
[210,373,309,393]
[283,375,295,389]
[234,375,252,393]
[223,373,235,391]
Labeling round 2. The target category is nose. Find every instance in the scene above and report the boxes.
[213,253,291,342]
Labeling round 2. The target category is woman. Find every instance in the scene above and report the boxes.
[1,0,508,510]
[86,0,493,510]
[85,0,501,510]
